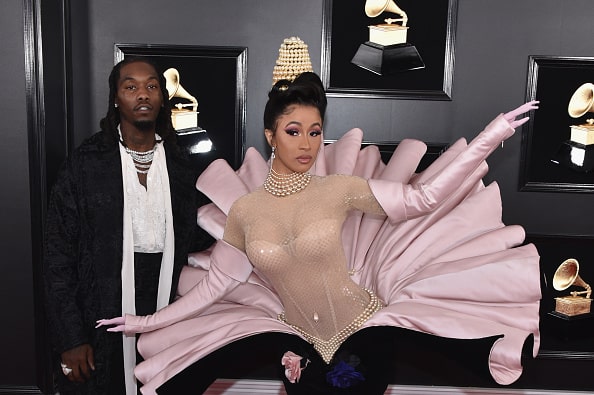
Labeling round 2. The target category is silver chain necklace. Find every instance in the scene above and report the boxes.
[121,141,158,174]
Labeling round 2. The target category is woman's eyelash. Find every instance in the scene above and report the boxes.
[284,128,322,136]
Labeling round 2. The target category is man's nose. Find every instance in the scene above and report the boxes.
[137,86,149,100]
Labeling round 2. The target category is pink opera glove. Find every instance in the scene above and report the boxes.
[95,316,126,332]
[281,351,310,383]
[370,101,539,221]
[121,240,251,335]
[503,100,539,130]
[96,241,252,336]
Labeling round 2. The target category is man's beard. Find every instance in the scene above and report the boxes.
[134,119,156,132]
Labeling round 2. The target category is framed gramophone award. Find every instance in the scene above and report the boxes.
[321,0,458,99]
[552,258,592,317]
[114,44,247,174]
[525,233,594,373]
[520,55,594,193]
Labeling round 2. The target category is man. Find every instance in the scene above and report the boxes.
[43,57,213,394]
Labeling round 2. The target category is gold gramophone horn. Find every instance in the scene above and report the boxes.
[568,82,594,118]
[163,68,198,112]
[365,0,407,23]
[553,258,592,298]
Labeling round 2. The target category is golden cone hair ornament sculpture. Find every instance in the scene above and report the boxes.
[272,36,314,85]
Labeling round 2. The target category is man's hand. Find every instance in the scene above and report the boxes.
[61,344,95,383]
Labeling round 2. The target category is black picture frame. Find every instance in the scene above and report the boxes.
[322,139,448,172]
[520,55,594,193]
[321,0,458,100]
[360,141,448,171]
[115,44,247,173]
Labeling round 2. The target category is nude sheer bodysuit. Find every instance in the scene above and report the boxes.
[223,174,386,363]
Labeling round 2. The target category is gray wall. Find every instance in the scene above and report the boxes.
[75,0,594,235]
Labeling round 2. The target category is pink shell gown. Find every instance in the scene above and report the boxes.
[133,121,542,394]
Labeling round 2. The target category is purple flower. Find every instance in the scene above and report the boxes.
[325,360,365,388]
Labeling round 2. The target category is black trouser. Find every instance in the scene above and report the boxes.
[158,326,399,395]
[109,252,163,395]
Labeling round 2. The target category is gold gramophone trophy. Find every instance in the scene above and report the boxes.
[351,0,425,75]
[551,82,594,172]
[164,68,213,155]
[163,68,200,131]
[552,258,592,317]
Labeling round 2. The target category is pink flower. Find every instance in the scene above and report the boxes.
[281,351,309,383]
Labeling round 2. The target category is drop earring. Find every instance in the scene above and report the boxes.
[114,103,119,108]
[269,146,276,172]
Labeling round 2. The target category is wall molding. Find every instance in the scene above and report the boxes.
[0,386,44,394]
[23,0,52,391]
[23,0,72,393]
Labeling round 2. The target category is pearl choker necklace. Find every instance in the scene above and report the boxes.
[264,168,311,197]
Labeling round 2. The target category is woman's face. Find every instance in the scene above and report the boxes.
[265,104,323,174]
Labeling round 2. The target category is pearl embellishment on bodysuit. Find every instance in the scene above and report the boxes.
[278,288,383,363]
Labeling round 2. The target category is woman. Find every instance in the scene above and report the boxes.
[98,72,541,394]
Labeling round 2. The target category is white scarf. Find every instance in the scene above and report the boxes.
[118,133,175,395]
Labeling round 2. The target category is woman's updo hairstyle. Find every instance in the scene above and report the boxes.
[263,72,327,131]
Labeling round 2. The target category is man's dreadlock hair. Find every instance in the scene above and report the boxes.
[99,56,176,144]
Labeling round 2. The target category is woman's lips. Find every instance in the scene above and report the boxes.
[297,156,312,164]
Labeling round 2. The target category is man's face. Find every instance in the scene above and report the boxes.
[115,61,163,131]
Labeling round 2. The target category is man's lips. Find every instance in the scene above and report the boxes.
[134,104,153,112]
